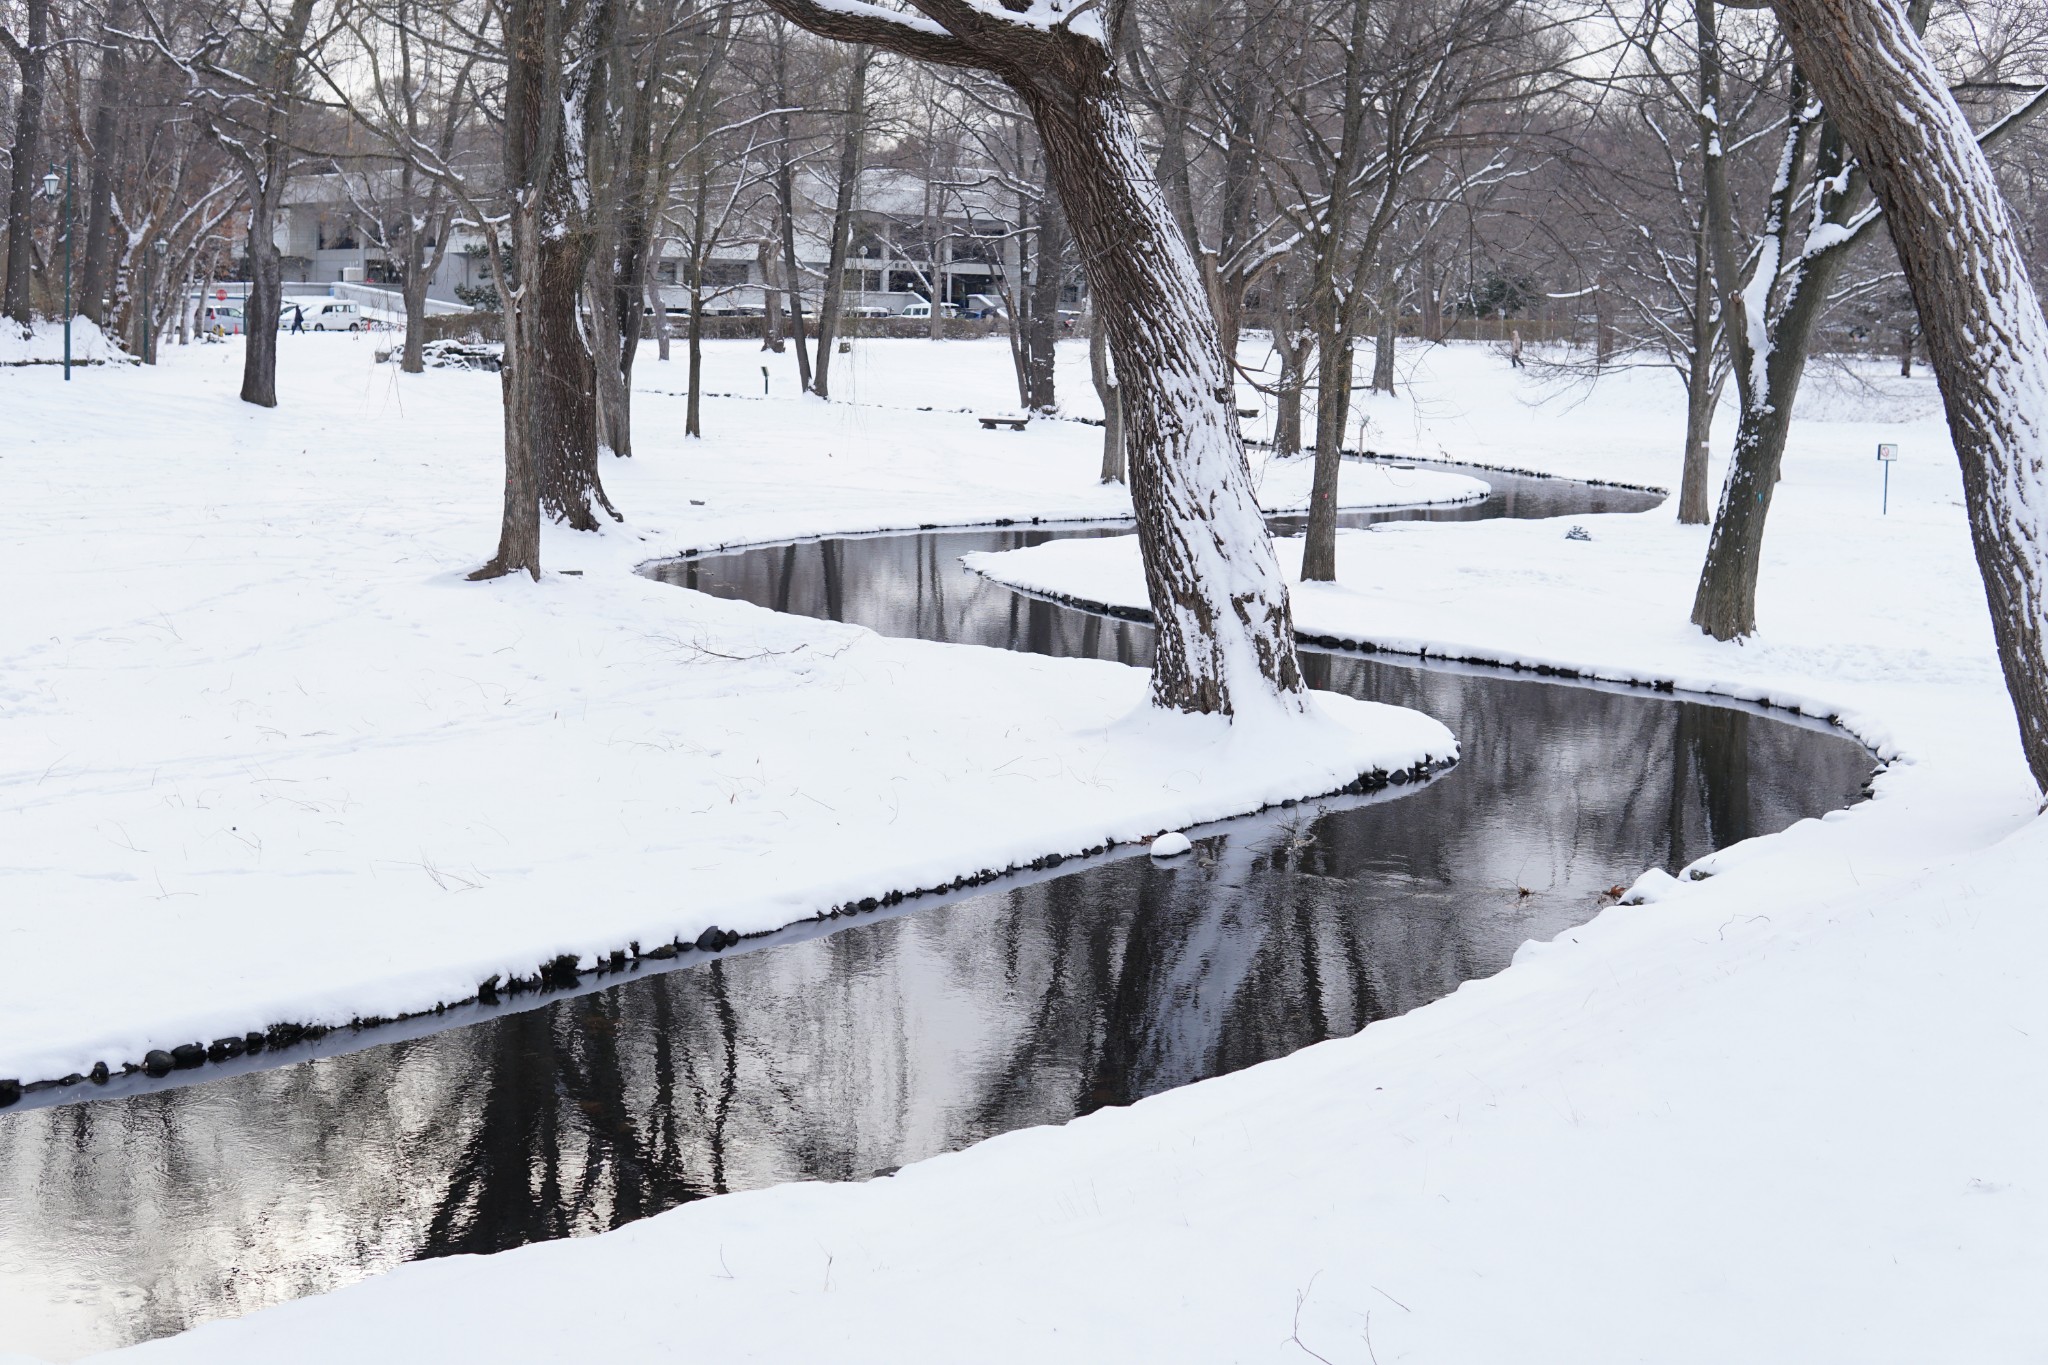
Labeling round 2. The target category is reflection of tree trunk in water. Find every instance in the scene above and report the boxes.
[820,540,845,622]
[1027,596,1054,655]
[1690,705,1752,850]
[1300,650,1332,692]
[420,1009,567,1257]
[1079,612,1101,662]
[709,960,738,1195]
[1334,892,1386,1034]
[1667,703,1695,871]
[1083,865,1172,1113]
[774,543,798,614]
[649,980,683,1176]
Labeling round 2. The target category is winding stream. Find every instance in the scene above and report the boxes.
[0,464,1874,1360]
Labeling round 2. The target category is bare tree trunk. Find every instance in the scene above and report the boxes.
[1300,316,1353,581]
[772,26,813,391]
[1089,314,1124,483]
[79,0,126,328]
[811,45,871,401]
[1768,0,2048,790]
[475,0,619,578]
[1272,264,1305,458]
[2,0,50,326]
[649,248,670,363]
[1024,196,1067,412]
[402,272,431,373]
[757,238,785,351]
[538,235,614,526]
[1419,240,1444,343]
[1691,71,1856,639]
[1677,204,1715,525]
[763,0,1306,715]
[587,272,629,456]
[1030,82,1304,711]
[241,183,286,405]
[1369,264,1397,396]
[1678,357,1715,526]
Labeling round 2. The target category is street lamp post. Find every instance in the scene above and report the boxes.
[40,159,73,381]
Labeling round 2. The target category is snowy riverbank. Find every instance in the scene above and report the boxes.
[60,341,2048,1365]
[0,336,1465,1093]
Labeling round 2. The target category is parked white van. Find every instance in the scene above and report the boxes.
[899,298,958,320]
[283,299,366,332]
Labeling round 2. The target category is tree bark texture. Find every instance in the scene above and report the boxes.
[760,0,1306,716]
[2,0,50,326]
[1767,0,2048,790]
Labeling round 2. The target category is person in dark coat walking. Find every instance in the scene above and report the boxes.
[290,305,305,333]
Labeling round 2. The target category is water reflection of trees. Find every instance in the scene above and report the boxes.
[3,527,1870,1358]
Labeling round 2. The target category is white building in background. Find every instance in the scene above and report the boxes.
[270,174,496,301]
[260,166,1052,318]
[645,167,1031,317]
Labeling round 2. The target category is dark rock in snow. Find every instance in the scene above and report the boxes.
[0,1079,21,1108]
[143,1050,175,1077]
[89,1062,110,1084]
[207,1036,245,1062]
[169,1044,206,1069]
[695,926,727,952]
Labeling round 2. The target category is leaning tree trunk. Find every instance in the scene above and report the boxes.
[1690,120,1853,639]
[762,0,1306,715]
[1768,0,2048,790]
[1024,74,1304,712]
[2,0,50,326]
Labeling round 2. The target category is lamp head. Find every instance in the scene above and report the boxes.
[152,238,168,258]
[42,166,60,201]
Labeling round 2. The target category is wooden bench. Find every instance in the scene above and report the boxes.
[978,413,1029,431]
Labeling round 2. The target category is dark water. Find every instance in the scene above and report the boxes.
[0,464,1873,1360]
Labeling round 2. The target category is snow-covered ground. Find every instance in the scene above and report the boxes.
[0,335,1468,1091]
[13,334,2046,1363]
[1,316,128,367]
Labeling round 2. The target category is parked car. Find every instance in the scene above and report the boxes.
[898,298,958,319]
[282,299,366,332]
[844,304,895,319]
[202,303,246,336]
[959,293,1008,320]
